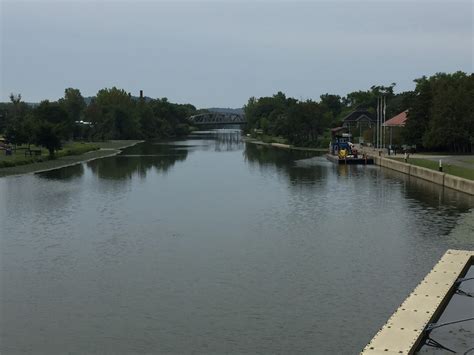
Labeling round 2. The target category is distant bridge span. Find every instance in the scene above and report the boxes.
[188,112,246,126]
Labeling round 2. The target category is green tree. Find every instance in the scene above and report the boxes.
[149,98,194,137]
[59,88,86,139]
[320,94,343,118]
[385,91,415,118]
[96,87,133,107]
[60,88,85,121]
[136,101,158,139]
[94,87,138,139]
[401,72,473,152]
[286,100,327,146]
[244,92,329,147]
[3,93,33,145]
[342,84,395,115]
[34,100,71,140]
[422,72,474,152]
[402,76,432,148]
[4,122,28,146]
[35,121,62,156]
[8,93,29,123]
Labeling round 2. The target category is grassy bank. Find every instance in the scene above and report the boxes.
[391,157,474,181]
[0,140,143,177]
[258,134,288,145]
[248,132,330,150]
[0,142,100,169]
[244,137,327,152]
[92,140,145,150]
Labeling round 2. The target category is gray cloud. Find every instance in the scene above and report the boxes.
[1,0,472,107]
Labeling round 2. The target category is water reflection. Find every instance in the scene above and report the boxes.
[37,164,84,181]
[87,154,187,180]
[37,131,245,183]
[121,140,191,156]
[211,130,244,151]
[380,167,474,212]
[243,143,327,183]
[190,129,244,151]
[84,142,188,180]
[244,141,473,242]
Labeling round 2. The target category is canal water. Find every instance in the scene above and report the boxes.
[1,130,473,354]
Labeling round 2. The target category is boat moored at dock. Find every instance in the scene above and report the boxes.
[326,152,373,165]
[327,130,373,165]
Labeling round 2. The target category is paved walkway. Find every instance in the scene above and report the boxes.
[357,146,474,170]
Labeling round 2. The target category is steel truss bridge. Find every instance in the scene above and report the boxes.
[188,112,246,126]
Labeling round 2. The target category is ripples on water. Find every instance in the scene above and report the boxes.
[0,130,473,354]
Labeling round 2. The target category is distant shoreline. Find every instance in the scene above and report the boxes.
[243,137,327,152]
[0,140,143,178]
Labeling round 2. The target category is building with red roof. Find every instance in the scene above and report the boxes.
[383,110,408,127]
[383,110,409,146]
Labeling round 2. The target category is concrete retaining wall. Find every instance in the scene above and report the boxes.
[410,165,445,185]
[380,157,411,175]
[444,174,474,195]
[371,156,474,196]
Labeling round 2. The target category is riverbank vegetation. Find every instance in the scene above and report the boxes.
[402,72,473,153]
[243,86,403,148]
[0,88,199,157]
[0,142,99,168]
[0,140,142,176]
[244,71,473,152]
[1,71,472,156]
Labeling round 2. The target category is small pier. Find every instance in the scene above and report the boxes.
[361,249,473,354]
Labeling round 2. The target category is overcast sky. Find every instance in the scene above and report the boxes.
[1,0,472,108]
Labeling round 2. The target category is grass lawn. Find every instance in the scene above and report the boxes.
[259,134,288,145]
[0,142,99,168]
[92,140,143,150]
[391,157,474,181]
[0,140,143,177]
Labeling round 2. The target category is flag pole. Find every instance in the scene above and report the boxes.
[378,96,381,149]
[383,95,387,149]
[376,96,379,149]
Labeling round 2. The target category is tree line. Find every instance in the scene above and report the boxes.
[243,85,405,147]
[402,72,473,153]
[244,71,473,152]
[0,87,199,155]
[1,71,472,155]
